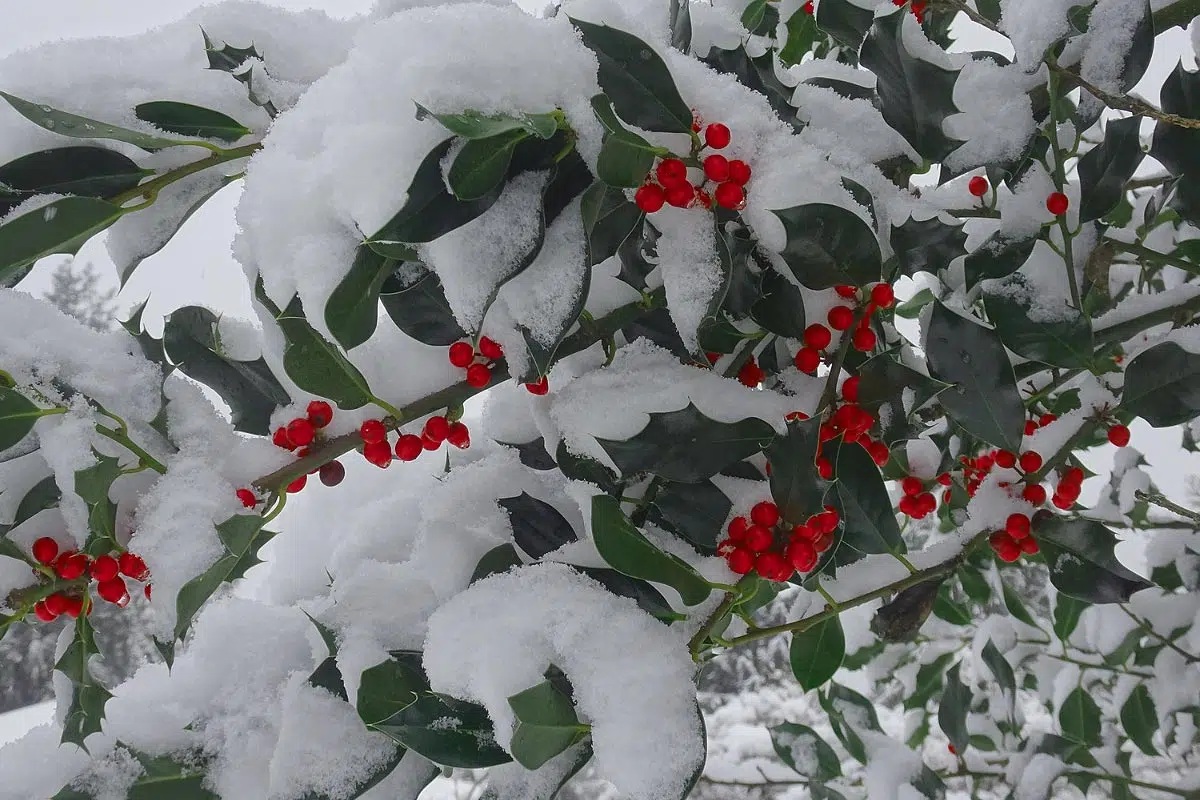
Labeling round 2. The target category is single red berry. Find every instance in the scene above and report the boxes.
[45,594,70,617]
[738,359,764,387]
[286,474,308,493]
[695,188,712,208]
[1019,536,1040,554]
[478,336,504,361]
[319,460,346,487]
[448,341,474,368]
[803,0,814,13]
[813,508,840,533]
[745,524,774,552]
[1052,493,1074,510]
[812,530,834,553]
[948,744,957,755]
[1062,466,1085,486]
[902,476,924,496]
[787,539,818,572]
[118,552,150,581]
[1108,424,1131,447]
[852,327,877,352]
[31,537,58,565]
[968,176,989,197]
[634,184,666,213]
[666,182,695,208]
[751,501,780,528]
[363,440,393,467]
[714,181,745,210]
[819,422,838,442]
[424,416,451,442]
[827,306,854,331]
[898,495,916,515]
[287,418,315,448]
[525,376,550,395]
[727,547,756,574]
[704,123,731,149]
[1046,192,1069,216]
[786,411,809,422]
[447,422,471,449]
[1023,484,1048,505]
[90,554,119,582]
[1039,413,1058,427]
[703,154,730,182]
[657,158,689,187]
[34,601,56,622]
[466,363,491,389]
[395,434,423,461]
[95,575,128,604]
[868,440,890,467]
[236,488,257,508]
[422,433,442,451]
[1006,513,1031,540]
[791,523,814,541]
[272,426,295,450]
[306,400,334,428]
[841,376,860,404]
[803,324,832,350]
[56,552,89,581]
[870,283,895,308]
[756,551,793,582]
[728,160,751,185]
[359,419,387,444]
[63,596,84,618]
[728,517,750,542]
[1024,420,1038,436]
[1018,451,1043,473]
[918,492,937,514]
[817,457,834,480]
[835,285,858,299]
[793,347,820,373]
[936,473,952,486]
[994,450,1016,469]
[144,584,152,600]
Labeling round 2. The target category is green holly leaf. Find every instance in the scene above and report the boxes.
[134,101,250,142]
[324,246,395,350]
[57,614,111,749]
[164,305,291,434]
[701,47,800,130]
[904,651,955,710]
[983,281,1094,369]
[591,95,662,188]
[580,180,644,268]
[815,0,874,51]
[669,0,692,51]
[1121,341,1200,427]
[1121,683,1159,756]
[751,268,807,339]
[651,479,731,556]
[1000,579,1040,627]
[890,216,967,278]
[379,267,467,347]
[275,296,373,410]
[499,492,578,559]
[570,19,693,133]
[590,494,711,606]
[1037,517,1152,603]
[507,680,589,770]
[772,203,882,290]
[0,146,150,217]
[174,514,277,641]
[0,196,124,287]
[0,91,190,151]
[1117,0,1154,93]
[200,28,260,72]
[11,475,61,530]
[415,103,559,140]
[1053,594,1089,641]
[357,656,425,727]
[819,682,881,763]
[932,584,972,625]
[447,128,530,201]
[470,543,523,584]
[577,567,683,623]
[860,10,962,161]
[834,442,905,557]
[73,450,122,507]
[373,692,512,769]
[1078,115,1145,223]
[854,354,950,444]
[1059,687,1102,746]
[938,662,970,754]
[769,722,842,780]
[790,616,846,691]
[0,387,42,453]
[963,232,1038,289]
[305,612,348,702]
[981,639,1016,698]
[781,7,821,66]
[925,301,1025,452]
[767,417,827,525]
[1151,62,1200,177]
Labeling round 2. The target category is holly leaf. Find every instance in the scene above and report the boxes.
[670,0,692,51]
[0,197,123,287]
[767,417,827,525]
[819,682,881,763]
[834,442,905,556]
[938,662,970,754]
[379,267,467,347]
[0,91,189,151]
[57,614,111,749]
[448,128,529,201]
[769,722,842,780]
[591,94,663,188]
[772,203,882,289]
[1150,62,1200,178]
[275,295,373,410]
[134,101,250,142]
[751,268,807,339]
[651,479,731,555]
[580,180,644,268]
[904,651,955,710]
[890,216,967,278]
[963,232,1038,288]
[325,247,396,350]
[860,10,962,161]
[498,493,578,559]
[1078,115,1145,223]
[701,47,800,129]
[415,103,559,140]
[173,514,277,640]
[470,543,523,584]
[981,639,1016,697]
[983,281,1094,369]
[1053,594,1089,641]
[790,617,846,691]
[1121,341,1200,427]
[507,680,589,770]
[1036,517,1151,603]
[781,8,821,66]
[577,567,682,623]
[0,146,149,217]
[373,692,512,768]
[815,0,875,51]
[854,354,950,442]
[357,656,425,727]
[1059,687,1102,746]
[0,387,41,452]
[925,301,1025,452]
[11,476,61,529]
[305,613,348,702]
[1121,683,1159,756]
[1117,0,1154,93]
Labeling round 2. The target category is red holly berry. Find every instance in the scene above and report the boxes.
[635,184,665,213]
[812,530,835,553]
[868,440,890,467]
[704,123,731,149]
[917,492,937,514]
[835,285,858,299]
[118,552,150,581]
[727,547,756,574]
[791,523,814,541]
[852,327,877,352]
[968,176,989,197]
[478,336,504,361]
[305,400,333,428]
[1108,424,1131,447]
[466,363,491,389]
[1018,451,1043,473]
[1039,413,1058,427]
[422,433,442,451]
[63,596,84,618]
[803,324,832,350]
[827,305,854,331]
[1019,536,1040,554]
[56,552,89,581]
[1046,192,1069,216]
[728,160,752,185]
[738,358,764,387]
[812,508,840,533]
[703,154,730,182]
[287,418,315,448]
[363,440,392,468]
[870,283,895,309]
[745,524,774,552]
[756,551,793,582]
[34,601,56,622]
[990,532,1020,562]
[819,422,838,442]
[447,422,471,449]
[786,411,810,422]
[96,577,129,607]
[666,182,695,208]
[787,539,818,572]
[287,474,308,493]
[90,554,119,582]
[1006,513,1031,540]
[803,0,814,13]
[273,427,295,450]
[790,347,818,373]
[947,743,957,755]
[751,501,780,528]
[817,457,834,480]
[1023,483,1048,505]
[1062,466,1085,486]
[424,416,451,442]
[841,376,860,403]
[31,537,58,565]
[1052,493,1074,510]
[144,584,152,600]
[1024,420,1038,436]
[319,460,346,487]
[994,450,1016,469]
[448,341,474,368]
[360,419,387,444]
[714,181,745,209]
[394,434,422,462]
[902,476,923,496]
[525,376,550,395]
[657,158,689,187]
[234,488,256,508]
[728,517,749,542]
[45,594,70,617]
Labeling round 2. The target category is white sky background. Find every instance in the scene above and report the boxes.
[0,0,1198,560]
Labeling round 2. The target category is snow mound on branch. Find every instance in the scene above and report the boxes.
[654,207,725,352]
[422,562,705,800]
[945,58,1039,171]
[1000,0,1077,67]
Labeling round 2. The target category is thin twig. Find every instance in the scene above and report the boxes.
[1135,490,1200,526]
[1119,605,1200,664]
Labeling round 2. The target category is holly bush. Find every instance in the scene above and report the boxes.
[1,0,1199,797]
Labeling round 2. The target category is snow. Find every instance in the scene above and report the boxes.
[944,58,1038,171]
[1000,0,1076,68]
[422,562,705,800]
[1080,0,1149,95]
[655,207,725,352]
[1013,752,1066,799]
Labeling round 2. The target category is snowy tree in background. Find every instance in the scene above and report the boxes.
[0,0,1199,798]
[40,261,117,332]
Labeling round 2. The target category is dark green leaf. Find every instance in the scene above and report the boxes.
[1151,62,1200,177]
[447,129,529,200]
[597,403,775,484]
[819,682,880,763]
[895,287,935,319]
[1078,115,1145,223]
[555,440,620,493]
[815,0,874,50]
[576,567,682,622]
[12,475,61,528]
[981,639,1016,696]
[174,514,277,640]
[164,306,292,434]
[622,305,691,360]
[861,10,962,161]
[0,146,149,216]
[507,680,589,770]
[1001,579,1040,627]
[767,417,827,525]
[499,437,556,471]
[983,281,1094,369]
[958,565,991,603]
[1121,683,1159,756]
[925,301,1025,451]
[652,480,731,555]
[415,104,559,140]
[904,651,955,710]
[305,613,348,702]
[0,91,187,151]
[1059,687,1102,746]
[781,8,821,66]
[834,442,905,558]
[499,492,578,559]
[373,693,511,768]
[356,658,425,726]
[700,47,800,129]
[591,96,660,189]
[932,585,972,625]
[963,232,1038,288]
[769,722,842,780]
[670,0,692,51]
[134,101,250,142]
[570,19,693,132]
[1037,517,1152,603]
[772,203,882,289]
[0,196,123,286]
[854,354,950,443]
[751,267,807,338]
[938,662,970,753]
[57,614,111,749]
[1053,594,1089,640]
[1117,1,1154,92]
[276,296,373,410]
[890,216,967,278]
[1121,341,1200,427]
[0,387,41,452]
[590,495,711,606]
[470,543,523,584]
[380,268,467,347]
[74,451,122,506]
[790,616,846,691]
[325,247,394,350]
[580,180,644,267]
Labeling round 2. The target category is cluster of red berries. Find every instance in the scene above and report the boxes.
[265,400,343,496]
[794,283,895,371]
[717,501,840,581]
[898,476,940,519]
[448,336,503,389]
[989,512,1040,562]
[893,0,928,23]
[633,122,752,213]
[29,537,150,622]
[357,414,470,469]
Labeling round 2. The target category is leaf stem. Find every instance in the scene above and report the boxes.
[1109,240,1200,277]
[108,142,261,208]
[815,307,866,416]
[1046,68,1081,310]
[94,424,167,475]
